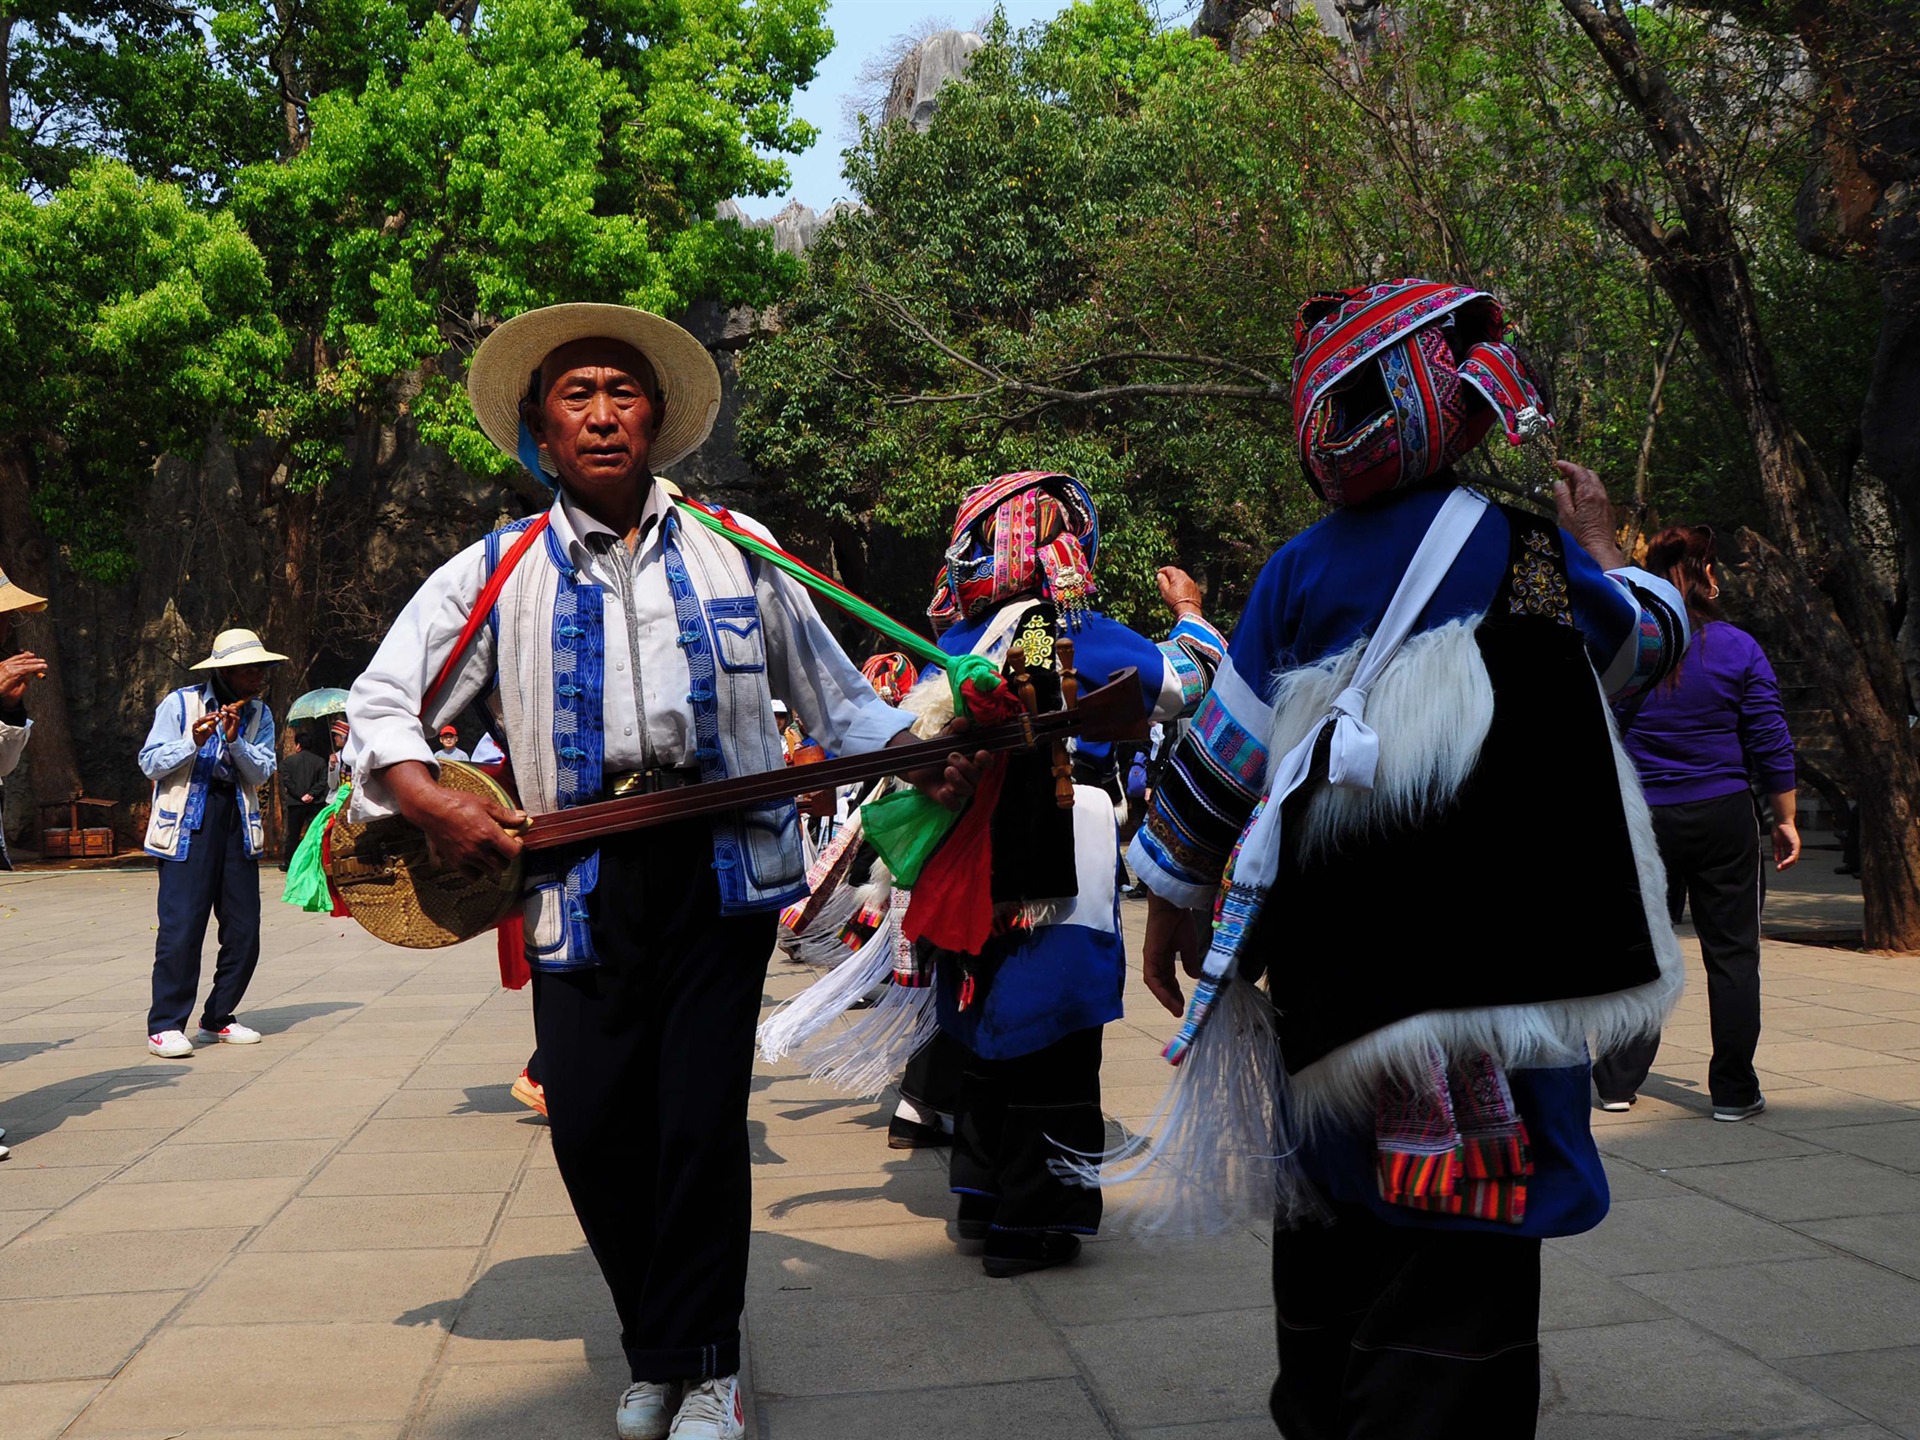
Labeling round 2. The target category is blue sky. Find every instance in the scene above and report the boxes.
[738,0,1084,217]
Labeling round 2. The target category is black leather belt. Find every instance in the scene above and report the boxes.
[604,766,702,798]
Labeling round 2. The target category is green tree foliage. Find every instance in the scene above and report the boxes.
[230,0,831,492]
[0,160,283,578]
[738,0,1878,632]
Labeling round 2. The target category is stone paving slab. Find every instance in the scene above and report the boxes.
[0,860,1917,1437]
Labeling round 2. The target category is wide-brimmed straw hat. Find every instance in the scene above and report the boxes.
[467,304,722,477]
[0,564,47,615]
[191,628,288,670]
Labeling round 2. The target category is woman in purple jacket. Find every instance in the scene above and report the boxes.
[1593,524,1801,1121]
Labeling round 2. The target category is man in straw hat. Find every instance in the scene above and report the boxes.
[0,563,51,870]
[139,627,285,1058]
[0,564,50,1160]
[347,304,983,1440]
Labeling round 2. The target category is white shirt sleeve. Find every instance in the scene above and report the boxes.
[0,717,28,778]
[228,705,278,788]
[345,540,496,819]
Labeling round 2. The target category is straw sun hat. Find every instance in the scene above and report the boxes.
[0,564,48,615]
[191,628,288,670]
[466,304,722,478]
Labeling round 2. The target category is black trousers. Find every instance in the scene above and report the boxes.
[900,1030,964,1115]
[949,1024,1104,1233]
[1271,1203,1542,1440]
[1592,792,1763,1109]
[148,783,262,1034]
[281,801,321,866]
[531,821,775,1383]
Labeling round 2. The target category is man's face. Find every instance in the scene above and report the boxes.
[226,664,268,701]
[439,732,458,751]
[524,339,663,502]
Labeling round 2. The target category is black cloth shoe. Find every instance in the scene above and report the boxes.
[887,1114,951,1150]
[955,1193,996,1243]
[983,1230,1082,1278]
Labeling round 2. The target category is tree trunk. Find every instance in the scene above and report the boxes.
[1728,529,1920,950]
[0,448,84,812]
[261,479,319,854]
[1563,0,1920,950]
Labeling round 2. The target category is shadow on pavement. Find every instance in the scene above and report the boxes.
[0,1064,190,1142]
[239,1000,362,1034]
[395,1246,617,1349]
[0,1038,69,1066]
[451,1083,541,1118]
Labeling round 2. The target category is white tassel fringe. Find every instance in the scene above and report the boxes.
[801,981,940,1098]
[778,883,862,969]
[1053,978,1314,1236]
[758,924,896,1062]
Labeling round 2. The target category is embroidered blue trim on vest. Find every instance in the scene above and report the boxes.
[484,516,543,647]
[662,511,808,916]
[544,521,606,964]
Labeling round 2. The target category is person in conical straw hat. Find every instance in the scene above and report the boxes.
[138,627,286,1059]
[1119,279,1693,1439]
[1,567,50,1162]
[0,564,51,857]
[347,303,987,1440]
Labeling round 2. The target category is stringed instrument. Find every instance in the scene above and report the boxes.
[325,664,1148,949]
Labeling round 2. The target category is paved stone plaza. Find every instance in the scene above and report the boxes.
[1,860,1918,1439]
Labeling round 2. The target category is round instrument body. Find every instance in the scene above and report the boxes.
[324,761,525,949]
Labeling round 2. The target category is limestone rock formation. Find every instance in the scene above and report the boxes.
[883,30,984,131]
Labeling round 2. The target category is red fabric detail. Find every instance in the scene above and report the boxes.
[497,915,530,990]
[901,677,1026,955]
[318,812,351,918]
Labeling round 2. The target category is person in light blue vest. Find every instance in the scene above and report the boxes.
[139,628,282,1059]
[347,304,983,1440]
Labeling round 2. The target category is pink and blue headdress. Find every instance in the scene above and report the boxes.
[926,471,1101,631]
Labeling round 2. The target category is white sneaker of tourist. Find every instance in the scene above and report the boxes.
[148,1029,194,1058]
[1713,1094,1767,1123]
[195,1022,262,1046]
[669,1376,744,1440]
[615,1381,679,1440]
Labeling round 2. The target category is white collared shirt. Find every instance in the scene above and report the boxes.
[345,483,913,813]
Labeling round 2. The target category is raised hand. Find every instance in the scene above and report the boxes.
[0,652,47,707]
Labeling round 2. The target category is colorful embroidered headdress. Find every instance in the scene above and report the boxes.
[926,471,1100,630]
[1292,278,1552,508]
[860,652,919,705]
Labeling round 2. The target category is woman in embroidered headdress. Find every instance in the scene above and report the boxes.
[1121,280,1692,1439]
[766,470,1226,1275]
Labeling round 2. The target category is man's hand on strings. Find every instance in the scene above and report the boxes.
[382,759,527,878]
[1142,892,1209,1017]
[895,716,989,812]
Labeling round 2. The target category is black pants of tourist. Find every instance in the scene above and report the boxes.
[148,782,261,1035]
[950,1024,1103,1233]
[280,801,320,868]
[1592,791,1763,1109]
[531,821,775,1384]
[1270,1202,1542,1440]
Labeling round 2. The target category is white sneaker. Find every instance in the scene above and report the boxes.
[616,1381,680,1440]
[195,1022,262,1045]
[148,1030,194,1058]
[670,1376,745,1440]
[0,1143,10,1161]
